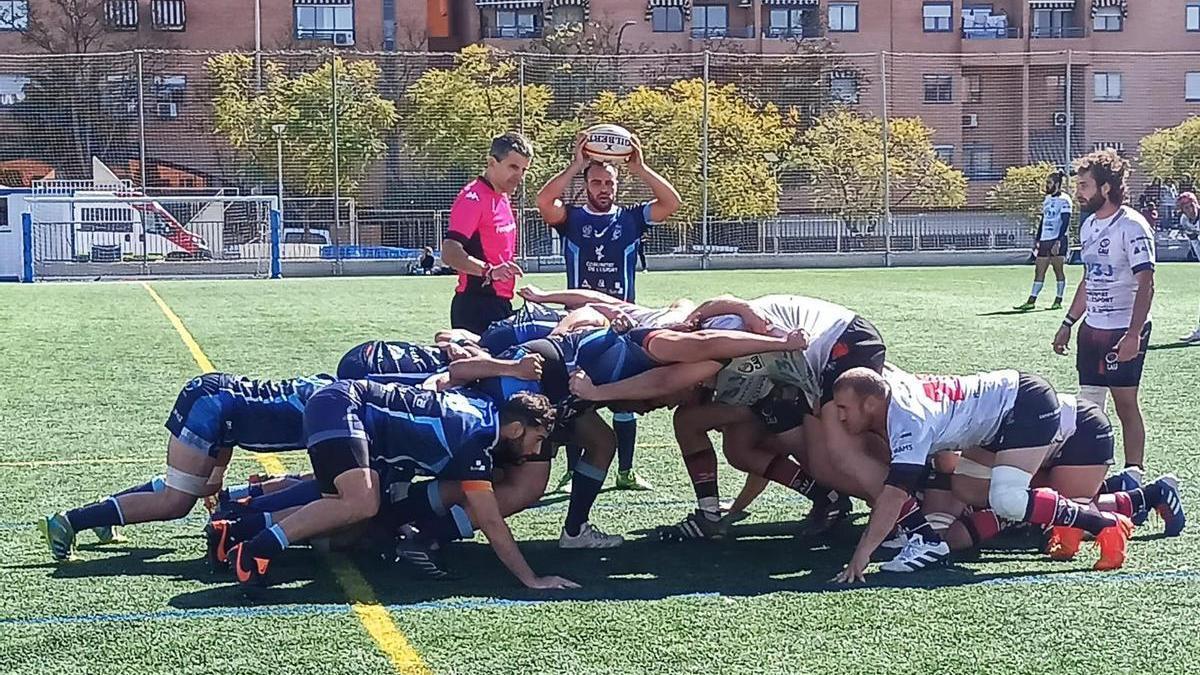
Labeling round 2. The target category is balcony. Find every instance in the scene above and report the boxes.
[962,26,1021,39]
[764,25,822,39]
[482,25,542,38]
[1031,26,1086,38]
[691,25,755,38]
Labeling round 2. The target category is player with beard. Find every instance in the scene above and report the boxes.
[1053,150,1155,473]
[1015,170,1073,310]
[537,134,681,493]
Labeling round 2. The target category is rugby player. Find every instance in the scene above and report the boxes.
[1015,170,1073,310]
[442,132,531,334]
[227,382,581,590]
[536,133,682,493]
[1053,149,1155,471]
[830,367,1133,582]
[40,373,333,561]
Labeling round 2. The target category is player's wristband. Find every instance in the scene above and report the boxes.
[1062,314,1079,328]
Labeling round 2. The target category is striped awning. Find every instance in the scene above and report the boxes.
[1091,0,1126,16]
[294,0,352,5]
[1092,141,1125,153]
[105,0,139,29]
[1028,0,1075,9]
[646,0,690,20]
[827,69,858,80]
[151,0,186,30]
[762,0,818,5]
[546,0,589,23]
[476,0,542,8]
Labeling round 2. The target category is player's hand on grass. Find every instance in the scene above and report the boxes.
[515,354,545,381]
[568,370,599,399]
[526,575,581,590]
[1113,330,1141,361]
[832,553,870,584]
[1052,325,1072,355]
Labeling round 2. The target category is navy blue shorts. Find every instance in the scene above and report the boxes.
[982,373,1060,451]
[303,381,372,494]
[1036,236,1068,258]
[165,373,234,457]
[819,315,886,405]
[1077,321,1152,389]
[1052,400,1115,468]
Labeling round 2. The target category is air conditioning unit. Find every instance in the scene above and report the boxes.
[1053,111,1072,126]
[333,31,355,46]
[157,102,178,119]
[962,113,978,128]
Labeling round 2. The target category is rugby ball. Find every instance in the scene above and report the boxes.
[583,124,634,163]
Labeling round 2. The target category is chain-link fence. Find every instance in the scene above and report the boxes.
[1,46,1196,273]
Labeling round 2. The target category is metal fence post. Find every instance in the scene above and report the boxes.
[518,54,527,261]
[879,51,892,266]
[1065,49,1073,168]
[270,208,282,279]
[331,53,343,274]
[137,50,149,276]
[700,50,711,269]
[21,213,33,283]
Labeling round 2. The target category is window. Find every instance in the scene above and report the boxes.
[494,8,540,37]
[923,2,952,32]
[923,74,952,103]
[693,5,728,36]
[1188,3,1200,31]
[963,144,994,179]
[767,8,813,38]
[933,145,954,164]
[1032,8,1076,37]
[0,73,27,106]
[295,3,354,41]
[0,0,27,31]
[830,75,858,104]
[105,0,139,30]
[652,6,684,32]
[104,74,138,117]
[1094,72,1121,102]
[151,0,187,31]
[1188,72,1200,101]
[829,2,857,32]
[965,73,982,104]
[551,4,584,28]
[153,75,185,118]
[1092,6,1121,31]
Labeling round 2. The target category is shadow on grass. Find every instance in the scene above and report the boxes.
[1147,341,1200,352]
[157,521,1088,611]
[976,308,1057,317]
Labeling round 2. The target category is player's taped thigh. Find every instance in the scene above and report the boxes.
[206,463,229,489]
[1078,385,1109,407]
[954,456,993,480]
[165,466,213,496]
[989,465,1035,521]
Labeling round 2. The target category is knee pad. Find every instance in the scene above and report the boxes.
[953,457,993,481]
[989,465,1034,521]
[1078,385,1109,407]
[165,466,212,497]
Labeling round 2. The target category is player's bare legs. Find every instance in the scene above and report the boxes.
[1109,385,1146,468]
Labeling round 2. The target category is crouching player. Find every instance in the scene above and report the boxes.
[227,380,579,590]
[40,372,332,561]
[830,367,1133,582]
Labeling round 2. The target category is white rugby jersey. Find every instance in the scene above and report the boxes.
[709,295,856,407]
[886,368,1020,467]
[1079,205,1155,330]
[1039,194,1073,241]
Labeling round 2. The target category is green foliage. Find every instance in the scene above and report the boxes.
[792,109,967,220]
[1138,116,1200,184]
[207,54,397,195]
[986,162,1070,230]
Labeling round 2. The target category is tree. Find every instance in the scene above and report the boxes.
[400,45,574,191]
[587,79,795,222]
[207,54,398,196]
[986,162,1069,231]
[791,109,966,223]
[1138,116,1200,187]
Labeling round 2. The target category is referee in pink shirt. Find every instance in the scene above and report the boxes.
[441,132,532,334]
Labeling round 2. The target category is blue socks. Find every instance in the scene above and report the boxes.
[565,461,607,536]
[65,497,123,531]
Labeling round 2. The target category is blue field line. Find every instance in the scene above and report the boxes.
[2,570,1198,629]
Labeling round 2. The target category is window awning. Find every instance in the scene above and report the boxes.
[1029,0,1075,9]
[293,0,353,5]
[827,69,858,80]
[151,0,186,29]
[546,0,589,22]
[476,0,542,8]
[761,0,818,5]
[1091,0,1126,16]
[645,0,690,20]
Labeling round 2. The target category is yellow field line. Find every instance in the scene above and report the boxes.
[141,281,430,675]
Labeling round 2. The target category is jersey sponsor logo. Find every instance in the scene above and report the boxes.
[612,224,622,241]
[1098,238,1110,255]
[595,244,606,261]
[920,376,967,402]
[465,190,480,202]
[184,376,203,391]
[892,443,914,458]
[1085,262,1115,279]
[593,226,610,239]
[737,356,764,373]
[582,224,593,238]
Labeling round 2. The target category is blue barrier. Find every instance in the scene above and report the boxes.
[319,245,424,260]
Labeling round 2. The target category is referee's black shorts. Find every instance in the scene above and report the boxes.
[451,292,514,335]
